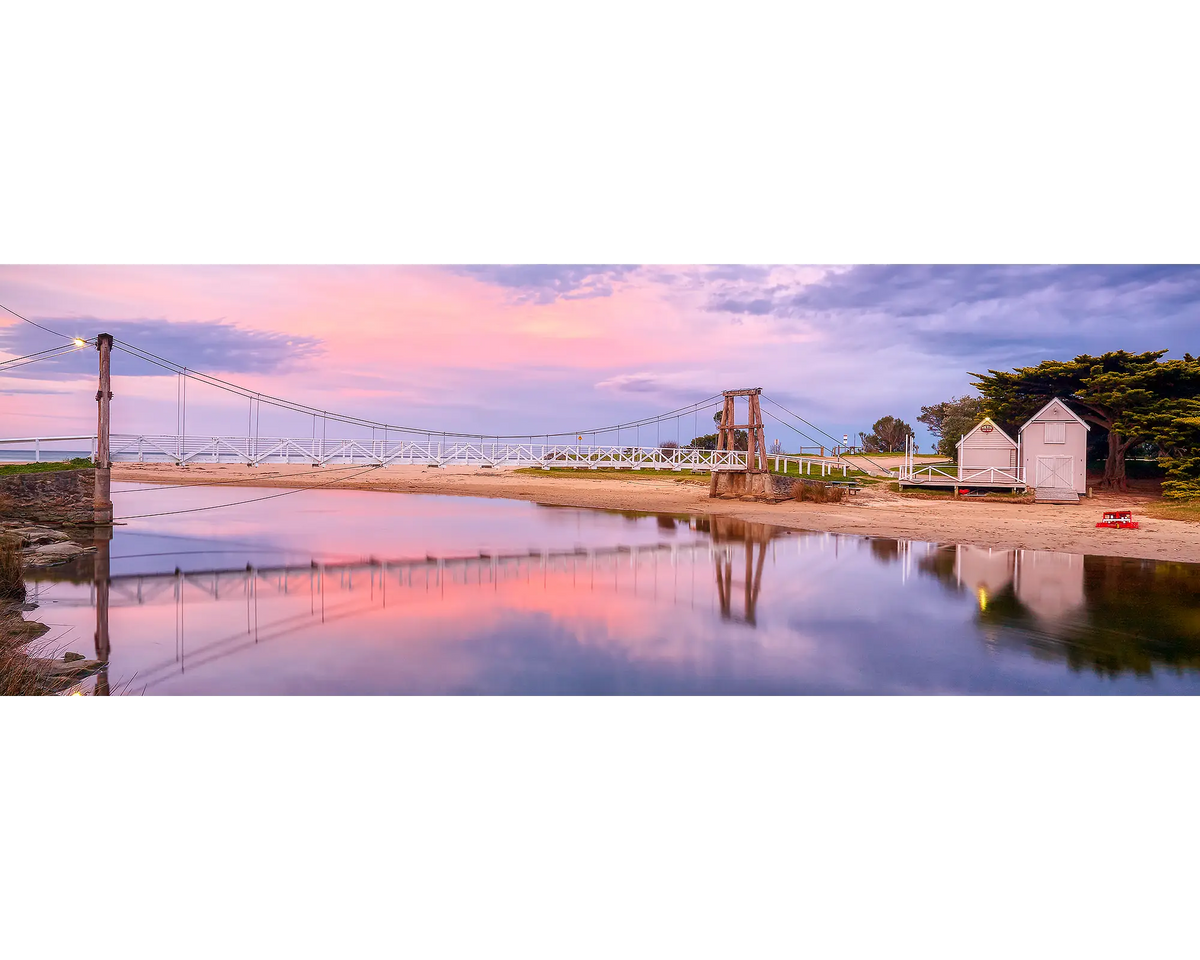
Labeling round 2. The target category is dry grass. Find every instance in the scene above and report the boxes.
[1144,500,1200,524]
[791,481,847,504]
[0,535,24,602]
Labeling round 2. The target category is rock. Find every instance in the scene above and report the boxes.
[36,657,103,678]
[23,541,92,567]
[57,659,102,677]
[63,651,85,662]
[13,526,70,546]
[12,528,70,544]
[0,617,50,644]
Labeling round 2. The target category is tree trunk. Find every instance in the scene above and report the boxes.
[1101,431,1138,491]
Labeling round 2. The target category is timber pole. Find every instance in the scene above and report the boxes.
[94,333,114,525]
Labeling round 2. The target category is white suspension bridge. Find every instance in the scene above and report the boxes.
[0,433,855,476]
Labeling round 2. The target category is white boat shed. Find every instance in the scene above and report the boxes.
[899,398,1090,499]
[957,417,1018,478]
[1019,398,1090,496]
[899,416,1024,490]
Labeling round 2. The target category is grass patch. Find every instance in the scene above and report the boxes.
[768,462,880,483]
[888,482,1033,502]
[1144,500,1200,524]
[0,457,93,478]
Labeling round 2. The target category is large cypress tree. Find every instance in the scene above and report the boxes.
[970,350,1184,491]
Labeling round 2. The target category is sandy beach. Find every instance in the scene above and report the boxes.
[108,462,1200,563]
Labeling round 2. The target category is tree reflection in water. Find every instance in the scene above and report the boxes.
[918,543,1200,677]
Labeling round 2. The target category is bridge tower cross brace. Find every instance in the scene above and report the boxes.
[716,388,767,473]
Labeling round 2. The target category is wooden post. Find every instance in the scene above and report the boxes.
[747,391,766,472]
[716,396,732,452]
[93,333,114,524]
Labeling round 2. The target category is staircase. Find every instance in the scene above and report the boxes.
[1034,487,1079,504]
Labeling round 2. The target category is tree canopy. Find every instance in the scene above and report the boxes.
[971,350,1200,495]
[917,395,985,458]
[859,415,914,454]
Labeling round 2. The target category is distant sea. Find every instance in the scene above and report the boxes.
[0,449,92,463]
[0,449,188,464]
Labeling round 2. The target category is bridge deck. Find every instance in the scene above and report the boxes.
[1,434,854,476]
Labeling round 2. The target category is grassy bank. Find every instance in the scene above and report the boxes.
[1145,501,1200,524]
[0,457,92,478]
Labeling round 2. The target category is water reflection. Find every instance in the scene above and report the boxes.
[19,489,1200,694]
[917,544,1200,677]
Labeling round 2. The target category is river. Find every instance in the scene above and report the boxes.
[21,481,1200,694]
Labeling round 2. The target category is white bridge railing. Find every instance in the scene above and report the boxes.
[0,434,853,475]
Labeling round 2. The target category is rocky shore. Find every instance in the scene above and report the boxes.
[1,521,102,695]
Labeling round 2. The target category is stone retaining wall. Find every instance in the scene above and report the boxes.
[709,471,796,501]
[0,469,96,525]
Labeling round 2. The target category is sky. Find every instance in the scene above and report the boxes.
[2,264,1199,451]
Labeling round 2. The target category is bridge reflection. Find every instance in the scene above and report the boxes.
[28,516,785,693]
[29,523,1200,692]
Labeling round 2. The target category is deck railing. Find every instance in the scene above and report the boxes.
[898,462,1026,486]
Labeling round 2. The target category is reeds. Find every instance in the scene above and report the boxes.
[0,535,24,602]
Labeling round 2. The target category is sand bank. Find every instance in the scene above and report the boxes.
[110,462,1200,563]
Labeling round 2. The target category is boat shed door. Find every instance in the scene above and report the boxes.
[1035,456,1073,488]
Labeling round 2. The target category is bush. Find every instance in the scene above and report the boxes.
[790,481,846,503]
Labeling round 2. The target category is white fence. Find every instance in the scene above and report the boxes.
[897,462,1027,488]
[0,434,853,475]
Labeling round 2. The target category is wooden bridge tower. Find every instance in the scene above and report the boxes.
[716,388,768,473]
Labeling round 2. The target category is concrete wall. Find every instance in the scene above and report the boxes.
[1020,401,1088,493]
[0,469,96,525]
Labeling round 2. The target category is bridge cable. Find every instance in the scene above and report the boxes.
[111,461,376,494]
[11,304,757,452]
[0,301,77,342]
[763,406,893,478]
[112,335,724,442]
[119,463,385,520]
[761,394,896,477]
[0,340,94,369]
[0,341,93,372]
[112,333,715,434]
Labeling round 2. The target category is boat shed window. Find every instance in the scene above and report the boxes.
[1045,422,1066,444]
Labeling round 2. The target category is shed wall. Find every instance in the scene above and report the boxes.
[1020,407,1088,493]
[959,429,1017,471]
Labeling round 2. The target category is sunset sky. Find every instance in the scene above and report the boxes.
[2,264,1198,450]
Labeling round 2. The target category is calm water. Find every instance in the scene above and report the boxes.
[23,481,1200,694]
